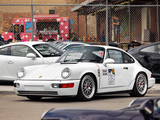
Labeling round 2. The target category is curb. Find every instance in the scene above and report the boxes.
[0,91,15,95]
[147,89,160,94]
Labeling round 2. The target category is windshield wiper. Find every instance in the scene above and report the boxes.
[60,60,77,64]
[77,59,101,63]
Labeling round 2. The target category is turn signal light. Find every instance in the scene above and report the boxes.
[62,83,74,88]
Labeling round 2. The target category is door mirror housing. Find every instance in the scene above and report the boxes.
[140,100,154,118]
[103,58,115,67]
[26,53,36,60]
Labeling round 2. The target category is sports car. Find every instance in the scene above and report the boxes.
[41,97,160,120]
[128,42,160,80]
[0,41,63,81]
[14,45,155,101]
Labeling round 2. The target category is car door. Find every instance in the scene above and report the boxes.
[0,46,12,80]
[5,45,43,78]
[139,44,160,75]
[100,49,134,90]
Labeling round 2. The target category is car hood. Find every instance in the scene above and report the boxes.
[21,62,99,80]
[43,56,60,64]
[42,108,143,120]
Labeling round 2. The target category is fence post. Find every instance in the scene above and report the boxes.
[77,13,79,39]
[157,0,159,41]
[106,0,108,45]
[31,0,33,41]
[128,0,131,42]
[85,13,87,42]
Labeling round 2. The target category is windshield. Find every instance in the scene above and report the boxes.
[56,46,105,63]
[33,43,63,57]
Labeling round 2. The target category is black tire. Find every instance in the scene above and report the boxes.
[77,74,96,101]
[130,73,148,97]
[26,96,42,101]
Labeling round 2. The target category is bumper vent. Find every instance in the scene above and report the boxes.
[18,91,58,96]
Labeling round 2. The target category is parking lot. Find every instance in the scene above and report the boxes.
[0,83,160,120]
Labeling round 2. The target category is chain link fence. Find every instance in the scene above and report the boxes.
[0,2,160,50]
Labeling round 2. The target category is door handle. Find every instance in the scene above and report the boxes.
[7,60,14,64]
[123,67,128,70]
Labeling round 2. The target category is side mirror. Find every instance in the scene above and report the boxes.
[103,58,115,67]
[26,53,36,60]
[140,100,154,119]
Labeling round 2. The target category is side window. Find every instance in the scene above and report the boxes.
[11,45,37,57]
[105,50,109,59]
[0,47,9,55]
[108,50,123,63]
[9,25,14,32]
[122,52,134,63]
[20,25,24,33]
[64,44,81,51]
[157,44,160,54]
[33,44,62,57]
[140,45,155,53]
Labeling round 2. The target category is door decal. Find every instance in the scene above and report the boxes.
[108,69,115,85]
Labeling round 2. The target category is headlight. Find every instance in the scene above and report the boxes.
[17,68,26,78]
[61,67,71,79]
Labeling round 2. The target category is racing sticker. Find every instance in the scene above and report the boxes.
[108,69,115,85]
[102,69,107,75]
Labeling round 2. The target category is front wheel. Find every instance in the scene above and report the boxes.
[130,73,148,97]
[26,96,42,101]
[77,74,96,101]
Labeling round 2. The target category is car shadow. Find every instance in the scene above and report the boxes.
[0,81,13,85]
[17,94,132,103]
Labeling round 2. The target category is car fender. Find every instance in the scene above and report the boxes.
[69,63,99,81]
[127,66,150,90]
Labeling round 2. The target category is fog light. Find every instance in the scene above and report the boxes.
[51,84,59,88]
[14,83,20,88]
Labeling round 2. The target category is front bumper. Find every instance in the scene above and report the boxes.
[14,79,80,97]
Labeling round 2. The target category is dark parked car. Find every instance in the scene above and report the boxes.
[41,97,160,120]
[128,42,160,80]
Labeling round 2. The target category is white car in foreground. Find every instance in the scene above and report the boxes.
[14,45,155,101]
[0,42,63,81]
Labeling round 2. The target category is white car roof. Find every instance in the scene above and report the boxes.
[2,41,123,52]
[0,41,48,48]
[84,44,125,51]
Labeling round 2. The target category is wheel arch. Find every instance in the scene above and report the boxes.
[129,71,148,97]
[80,72,98,92]
[129,71,148,90]
[137,71,148,87]
[136,71,148,83]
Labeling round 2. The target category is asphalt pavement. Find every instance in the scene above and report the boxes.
[0,83,160,95]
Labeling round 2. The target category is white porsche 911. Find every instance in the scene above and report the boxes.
[14,45,155,101]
